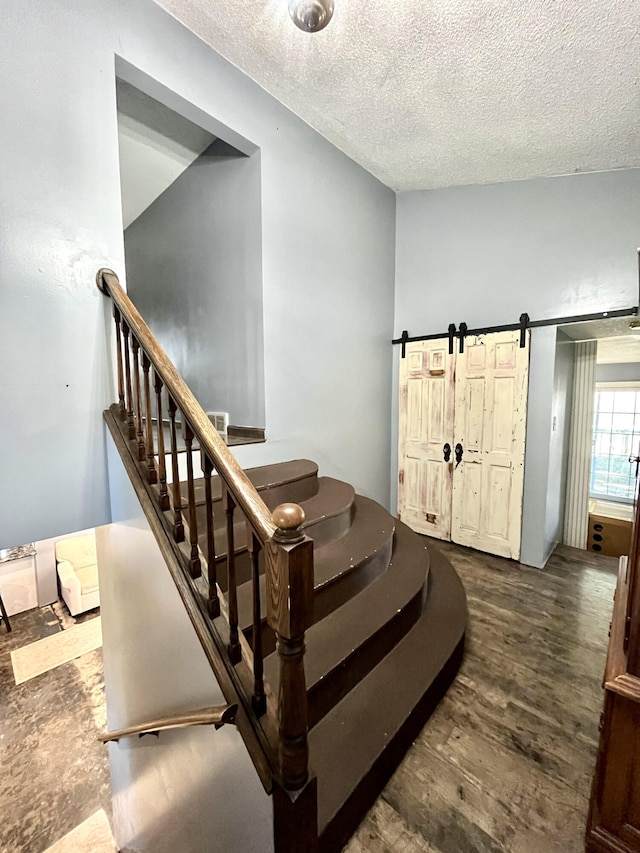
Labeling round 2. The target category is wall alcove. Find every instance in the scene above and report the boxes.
[116,71,266,434]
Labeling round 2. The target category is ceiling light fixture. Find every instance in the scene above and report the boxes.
[288,0,334,32]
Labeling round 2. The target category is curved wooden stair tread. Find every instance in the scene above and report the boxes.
[298,477,355,548]
[180,458,319,508]
[176,458,466,853]
[197,476,356,567]
[312,496,395,621]
[311,543,466,852]
[233,495,396,636]
[264,521,431,729]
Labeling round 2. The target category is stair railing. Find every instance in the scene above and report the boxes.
[100,703,239,743]
[97,269,317,846]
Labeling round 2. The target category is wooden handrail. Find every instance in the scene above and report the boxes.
[98,268,317,832]
[100,703,238,743]
[97,268,275,545]
[102,407,277,791]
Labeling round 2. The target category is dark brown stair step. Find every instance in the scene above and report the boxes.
[263,522,431,730]
[312,496,395,623]
[235,496,396,643]
[217,476,354,548]
[311,543,466,853]
[307,523,429,726]
[196,476,356,583]
[179,458,319,509]
[298,477,355,549]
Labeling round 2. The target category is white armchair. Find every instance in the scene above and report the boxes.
[55,534,100,616]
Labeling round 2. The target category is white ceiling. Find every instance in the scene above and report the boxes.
[560,317,640,342]
[117,79,215,228]
[559,316,640,363]
[152,0,640,191]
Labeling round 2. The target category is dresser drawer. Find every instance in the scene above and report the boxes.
[588,513,632,558]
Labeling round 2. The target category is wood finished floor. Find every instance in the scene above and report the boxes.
[344,541,618,853]
[0,543,616,852]
[0,604,109,853]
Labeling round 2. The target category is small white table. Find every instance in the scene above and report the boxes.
[0,544,37,619]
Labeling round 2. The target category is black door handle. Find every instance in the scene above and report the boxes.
[443,443,451,462]
[455,443,463,468]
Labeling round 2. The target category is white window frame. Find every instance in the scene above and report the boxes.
[591,381,640,505]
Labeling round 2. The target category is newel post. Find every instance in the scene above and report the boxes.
[267,503,318,852]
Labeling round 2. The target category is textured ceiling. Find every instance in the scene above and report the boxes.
[560,317,640,362]
[560,316,639,342]
[152,0,640,190]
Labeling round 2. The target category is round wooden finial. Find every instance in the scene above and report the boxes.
[272,503,306,543]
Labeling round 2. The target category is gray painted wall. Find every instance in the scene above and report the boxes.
[519,328,574,570]
[0,0,395,548]
[596,362,640,383]
[392,171,640,558]
[520,327,557,568]
[395,170,640,336]
[125,139,265,427]
[546,331,575,556]
[117,79,216,229]
[99,429,273,853]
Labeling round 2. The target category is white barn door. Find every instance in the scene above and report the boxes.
[398,330,530,559]
[451,330,529,559]
[398,340,455,541]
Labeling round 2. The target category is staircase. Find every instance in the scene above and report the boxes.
[97,269,466,852]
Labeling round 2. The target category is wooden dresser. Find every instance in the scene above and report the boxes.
[588,499,634,559]
[586,498,640,852]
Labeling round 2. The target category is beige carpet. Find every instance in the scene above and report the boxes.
[43,810,115,853]
[11,616,102,685]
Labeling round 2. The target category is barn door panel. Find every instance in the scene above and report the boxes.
[398,340,455,541]
[451,330,529,559]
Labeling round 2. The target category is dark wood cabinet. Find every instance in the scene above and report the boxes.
[586,500,640,852]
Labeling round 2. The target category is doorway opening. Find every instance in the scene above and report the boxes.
[114,68,266,440]
[560,317,640,559]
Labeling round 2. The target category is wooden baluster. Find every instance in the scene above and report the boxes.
[153,371,170,511]
[224,487,241,664]
[183,421,201,579]
[121,320,135,440]
[266,503,314,792]
[142,354,157,485]
[131,337,145,461]
[249,530,266,715]
[202,454,220,618]
[167,395,185,542]
[113,306,125,417]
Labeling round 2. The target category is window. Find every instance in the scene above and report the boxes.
[591,384,640,503]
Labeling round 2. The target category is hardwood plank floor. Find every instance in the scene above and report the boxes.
[345,541,617,853]
[0,605,109,853]
[0,541,617,851]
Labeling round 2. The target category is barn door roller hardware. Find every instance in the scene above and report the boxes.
[448,323,456,355]
[393,306,638,358]
[458,322,468,354]
[400,329,409,359]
